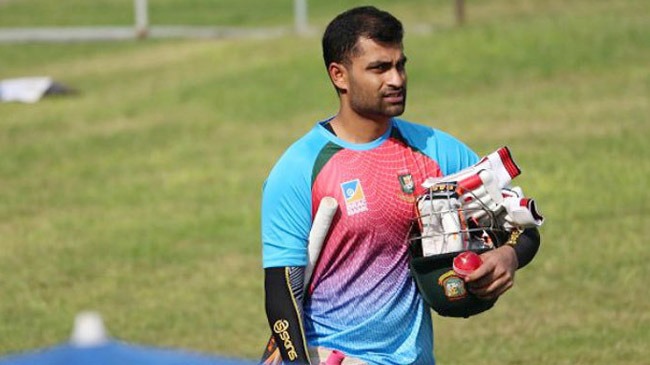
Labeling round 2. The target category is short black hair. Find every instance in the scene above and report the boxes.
[322,6,403,68]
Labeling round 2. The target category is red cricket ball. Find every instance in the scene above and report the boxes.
[453,251,483,279]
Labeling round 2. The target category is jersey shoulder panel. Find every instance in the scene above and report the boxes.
[393,118,479,175]
[262,126,332,268]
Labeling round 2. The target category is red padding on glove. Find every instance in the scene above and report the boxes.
[458,174,482,193]
[497,147,521,179]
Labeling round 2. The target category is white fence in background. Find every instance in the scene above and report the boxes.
[0,0,310,43]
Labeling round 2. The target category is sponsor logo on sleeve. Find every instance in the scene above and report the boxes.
[273,320,298,360]
[340,179,368,216]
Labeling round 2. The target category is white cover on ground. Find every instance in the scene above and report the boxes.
[70,311,109,347]
[0,77,52,103]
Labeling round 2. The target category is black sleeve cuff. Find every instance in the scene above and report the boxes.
[510,228,541,269]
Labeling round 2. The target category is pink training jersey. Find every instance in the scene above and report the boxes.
[262,118,478,364]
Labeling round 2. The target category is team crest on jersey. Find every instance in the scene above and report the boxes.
[340,179,368,216]
[398,173,415,194]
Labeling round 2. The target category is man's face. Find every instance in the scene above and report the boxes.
[344,37,407,119]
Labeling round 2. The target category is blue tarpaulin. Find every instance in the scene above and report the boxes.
[0,341,254,365]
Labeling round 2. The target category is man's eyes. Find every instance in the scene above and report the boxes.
[369,62,406,72]
[370,64,392,72]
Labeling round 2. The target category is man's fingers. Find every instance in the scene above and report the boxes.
[469,276,501,296]
[474,280,513,301]
[467,271,495,289]
[464,259,494,282]
[463,246,518,301]
[469,265,515,300]
[470,275,512,298]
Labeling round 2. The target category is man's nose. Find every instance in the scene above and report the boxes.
[386,67,405,88]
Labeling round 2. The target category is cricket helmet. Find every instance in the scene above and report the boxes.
[408,180,509,318]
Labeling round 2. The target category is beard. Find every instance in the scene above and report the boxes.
[347,79,407,119]
[349,84,406,118]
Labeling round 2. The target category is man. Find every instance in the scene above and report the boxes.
[262,6,540,364]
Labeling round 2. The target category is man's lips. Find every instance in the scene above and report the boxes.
[383,91,404,103]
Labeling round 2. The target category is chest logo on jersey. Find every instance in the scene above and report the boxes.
[340,179,368,216]
[398,173,415,194]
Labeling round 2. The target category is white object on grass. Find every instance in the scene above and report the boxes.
[70,311,109,347]
[0,77,52,103]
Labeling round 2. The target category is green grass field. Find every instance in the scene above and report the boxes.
[1,0,649,363]
[0,0,451,27]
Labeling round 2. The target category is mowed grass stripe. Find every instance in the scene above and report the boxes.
[0,0,648,363]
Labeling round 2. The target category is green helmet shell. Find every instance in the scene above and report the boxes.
[409,244,497,318]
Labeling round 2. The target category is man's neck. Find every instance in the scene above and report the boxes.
[329,108,391,144]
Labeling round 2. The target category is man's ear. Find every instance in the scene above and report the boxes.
[328,62,348,92]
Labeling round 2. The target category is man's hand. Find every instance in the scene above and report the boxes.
[465,245,518,300]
